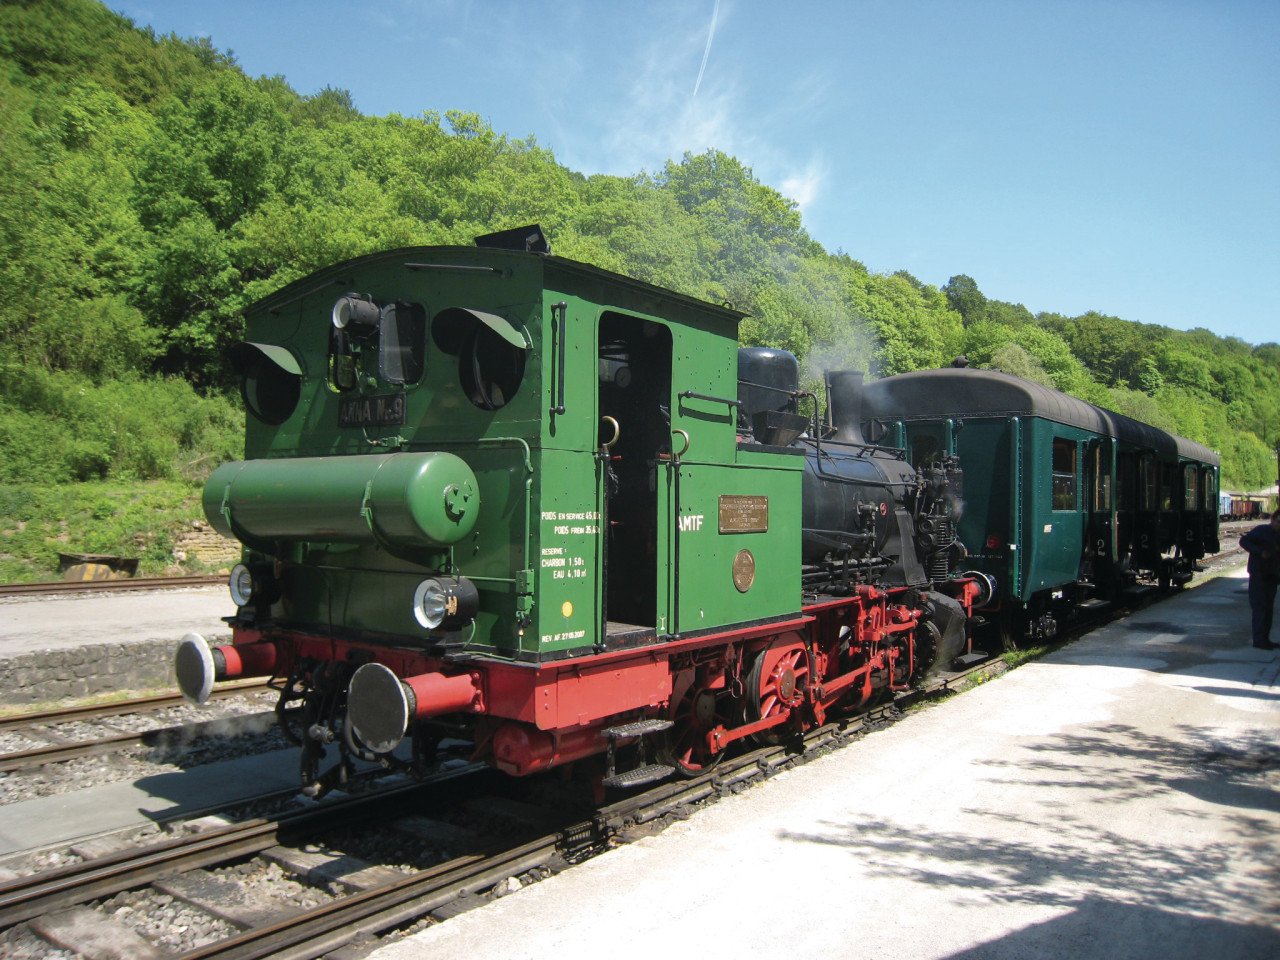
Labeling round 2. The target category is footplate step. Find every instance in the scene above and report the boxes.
[602,763,676,789]
[603,719,674,740]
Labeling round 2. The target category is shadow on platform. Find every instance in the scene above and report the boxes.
[943,897,1280,960]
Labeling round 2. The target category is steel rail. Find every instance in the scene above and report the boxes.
[0,681,271,734]
[0,818,282,928]
[0,709,279,774]
[0,769,485,929]
[0,574,226,598]
[175,835,560,960]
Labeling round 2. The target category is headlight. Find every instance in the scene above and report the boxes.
[413,576,478,631]
[229,564,254,607]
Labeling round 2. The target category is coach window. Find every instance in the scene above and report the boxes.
[1092,443,1112,511]
[1183,464,1199,510]
[1140,455,1157,511]
[1052,438,1077,511]
[1159,463,1176,511]
[1118,454,1135,510]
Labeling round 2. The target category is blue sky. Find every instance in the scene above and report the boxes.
[115,1,1278,346]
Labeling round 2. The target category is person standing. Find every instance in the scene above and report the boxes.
[1239,511,1280,650]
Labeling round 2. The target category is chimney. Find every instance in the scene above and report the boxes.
[826,371,866,445]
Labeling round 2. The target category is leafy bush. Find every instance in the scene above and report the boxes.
[0,363,242,484]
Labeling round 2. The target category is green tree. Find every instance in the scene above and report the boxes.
[943,274,986,326]
[851,271,961,376]
[987,343,1055,387]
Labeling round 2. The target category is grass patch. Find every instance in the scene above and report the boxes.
[0,480,213,582]
[1001,643,1056,669]
[0,686,165,718]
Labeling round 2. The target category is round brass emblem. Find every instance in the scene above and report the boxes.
[732,549,756,593]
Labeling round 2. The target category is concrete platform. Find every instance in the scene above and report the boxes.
[370,567,1280,960]
[0,749,302,856]
[0,586,233,657]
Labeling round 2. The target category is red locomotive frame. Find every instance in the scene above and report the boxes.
[200,576,981,784]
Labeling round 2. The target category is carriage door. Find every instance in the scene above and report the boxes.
[597,312,672,636]
[1116,451,1136,570]
[1201,466,1220,553]
[1087,438,1117,592]
[1181,463,1203,558]
[1134,452,1159,568]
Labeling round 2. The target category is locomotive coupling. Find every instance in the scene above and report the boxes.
[175,633,278,704]
[346,663,482,754]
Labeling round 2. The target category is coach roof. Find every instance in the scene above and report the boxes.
[861,367,1218,466]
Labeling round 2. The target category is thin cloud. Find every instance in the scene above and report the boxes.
[590,6,739,175]
[782,160,824,212]
[693,0,721,98]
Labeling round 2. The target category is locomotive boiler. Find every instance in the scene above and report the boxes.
[175,227,982,793]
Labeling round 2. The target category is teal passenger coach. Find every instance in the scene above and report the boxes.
[863,364,1220,647]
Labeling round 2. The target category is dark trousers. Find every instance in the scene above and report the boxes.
[1249,575,1278,645]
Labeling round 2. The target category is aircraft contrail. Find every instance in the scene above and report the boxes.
[693,0,720,98]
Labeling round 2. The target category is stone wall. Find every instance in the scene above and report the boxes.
[0,639,183,706]
[172,521,241,569]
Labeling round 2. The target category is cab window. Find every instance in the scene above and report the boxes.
[380,301,426,384]
[329,296,427,392]
[910,433,941,469]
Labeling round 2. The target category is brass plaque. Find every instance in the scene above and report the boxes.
[732,549,756,592]
[719,495,768,533]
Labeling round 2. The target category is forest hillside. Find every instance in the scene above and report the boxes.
[1,0,1277,578]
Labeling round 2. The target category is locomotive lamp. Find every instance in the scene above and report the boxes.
[228,563,254,607]
[225,560,280,613]
[412,576,479,631]
[331,295,381,335]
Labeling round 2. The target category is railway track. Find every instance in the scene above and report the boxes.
[0,682,274,774]
[0,682,271,733]
[0,574,225,598]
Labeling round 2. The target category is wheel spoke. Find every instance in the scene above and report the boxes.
[746,638,809,744]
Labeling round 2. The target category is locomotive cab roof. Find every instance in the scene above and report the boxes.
[246,233,746,335]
